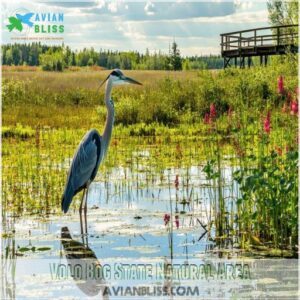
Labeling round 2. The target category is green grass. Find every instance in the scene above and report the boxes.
[3,64,298,127]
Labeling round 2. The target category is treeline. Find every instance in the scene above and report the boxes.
[1,42,223,71]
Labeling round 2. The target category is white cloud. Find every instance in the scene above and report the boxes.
[117,22,146,40]
[190,9,267,24]
[95,0,105,9]
[123,9,268,25]
[2,0,270,56]
[241,1,253,10]
[144,1,156,16]
[108,2,118,13]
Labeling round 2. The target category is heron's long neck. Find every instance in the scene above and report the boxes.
[102,79,114,158]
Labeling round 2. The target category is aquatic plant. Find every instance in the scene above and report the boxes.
[263,111,271,134]
[277,75,284,95]
[290,100,298,115]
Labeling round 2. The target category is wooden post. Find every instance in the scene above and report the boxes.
[221,35,223,53]
[240,57,245,69]
[254,29,256,47]
[224,57,231,68]
[277,27,280,46]
[260,55,263,66]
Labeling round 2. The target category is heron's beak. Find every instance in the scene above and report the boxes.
[96,74,110,93]
[100,74,110,87]
[122,76,142,85]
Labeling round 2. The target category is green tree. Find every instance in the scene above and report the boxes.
[87,57,94,66]
[97,50,107,67]
[267,0,298,65]
[12,46,21,65]
[170,41,182,71]
[40,50,65,71]
[182,59,191,70]
[267,0,298,26]
[1,42,225,70]
[71,52,76,66]
[5,49,13,65]
[64,45,72,66]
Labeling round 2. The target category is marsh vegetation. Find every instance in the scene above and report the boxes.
[2,62,298,257]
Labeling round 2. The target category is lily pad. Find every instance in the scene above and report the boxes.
[18,247,31,252]
[37,247,51,251]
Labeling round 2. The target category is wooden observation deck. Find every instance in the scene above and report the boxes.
[220,25,298,68]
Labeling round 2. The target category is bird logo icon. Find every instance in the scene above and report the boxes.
[7,12,34,32]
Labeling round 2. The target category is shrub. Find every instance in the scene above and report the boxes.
[115,96,139,125]
[2,124,35,139]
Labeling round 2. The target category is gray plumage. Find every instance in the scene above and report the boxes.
[61,129,101,213]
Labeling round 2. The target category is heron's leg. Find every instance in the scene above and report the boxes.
[79,214,84,244]
[84,184,89,240]
[79,189,86,241]
[79,188,85,212]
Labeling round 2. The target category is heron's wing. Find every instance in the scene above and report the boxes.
[62,129,101,213]
[61,135,98,213]
[70,139,98,192]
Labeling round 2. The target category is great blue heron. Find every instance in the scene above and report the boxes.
[61,69,142,230]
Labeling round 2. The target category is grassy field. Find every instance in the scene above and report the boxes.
[2,64,298,254]
[2,69,201,128]
[3,64,297,127]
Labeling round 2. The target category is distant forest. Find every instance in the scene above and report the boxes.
[1,42,224,71]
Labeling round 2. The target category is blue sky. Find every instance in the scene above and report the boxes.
[1,1,270,56]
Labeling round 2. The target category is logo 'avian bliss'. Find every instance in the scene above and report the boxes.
[61,69,142,222]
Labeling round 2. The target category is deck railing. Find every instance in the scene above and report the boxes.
[221,25,298,53]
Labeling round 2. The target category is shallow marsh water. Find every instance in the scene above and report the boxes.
[2,165,298,299]
[2,132,298,299]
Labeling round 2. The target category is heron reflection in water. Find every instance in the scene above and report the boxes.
[61,219,109,298]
